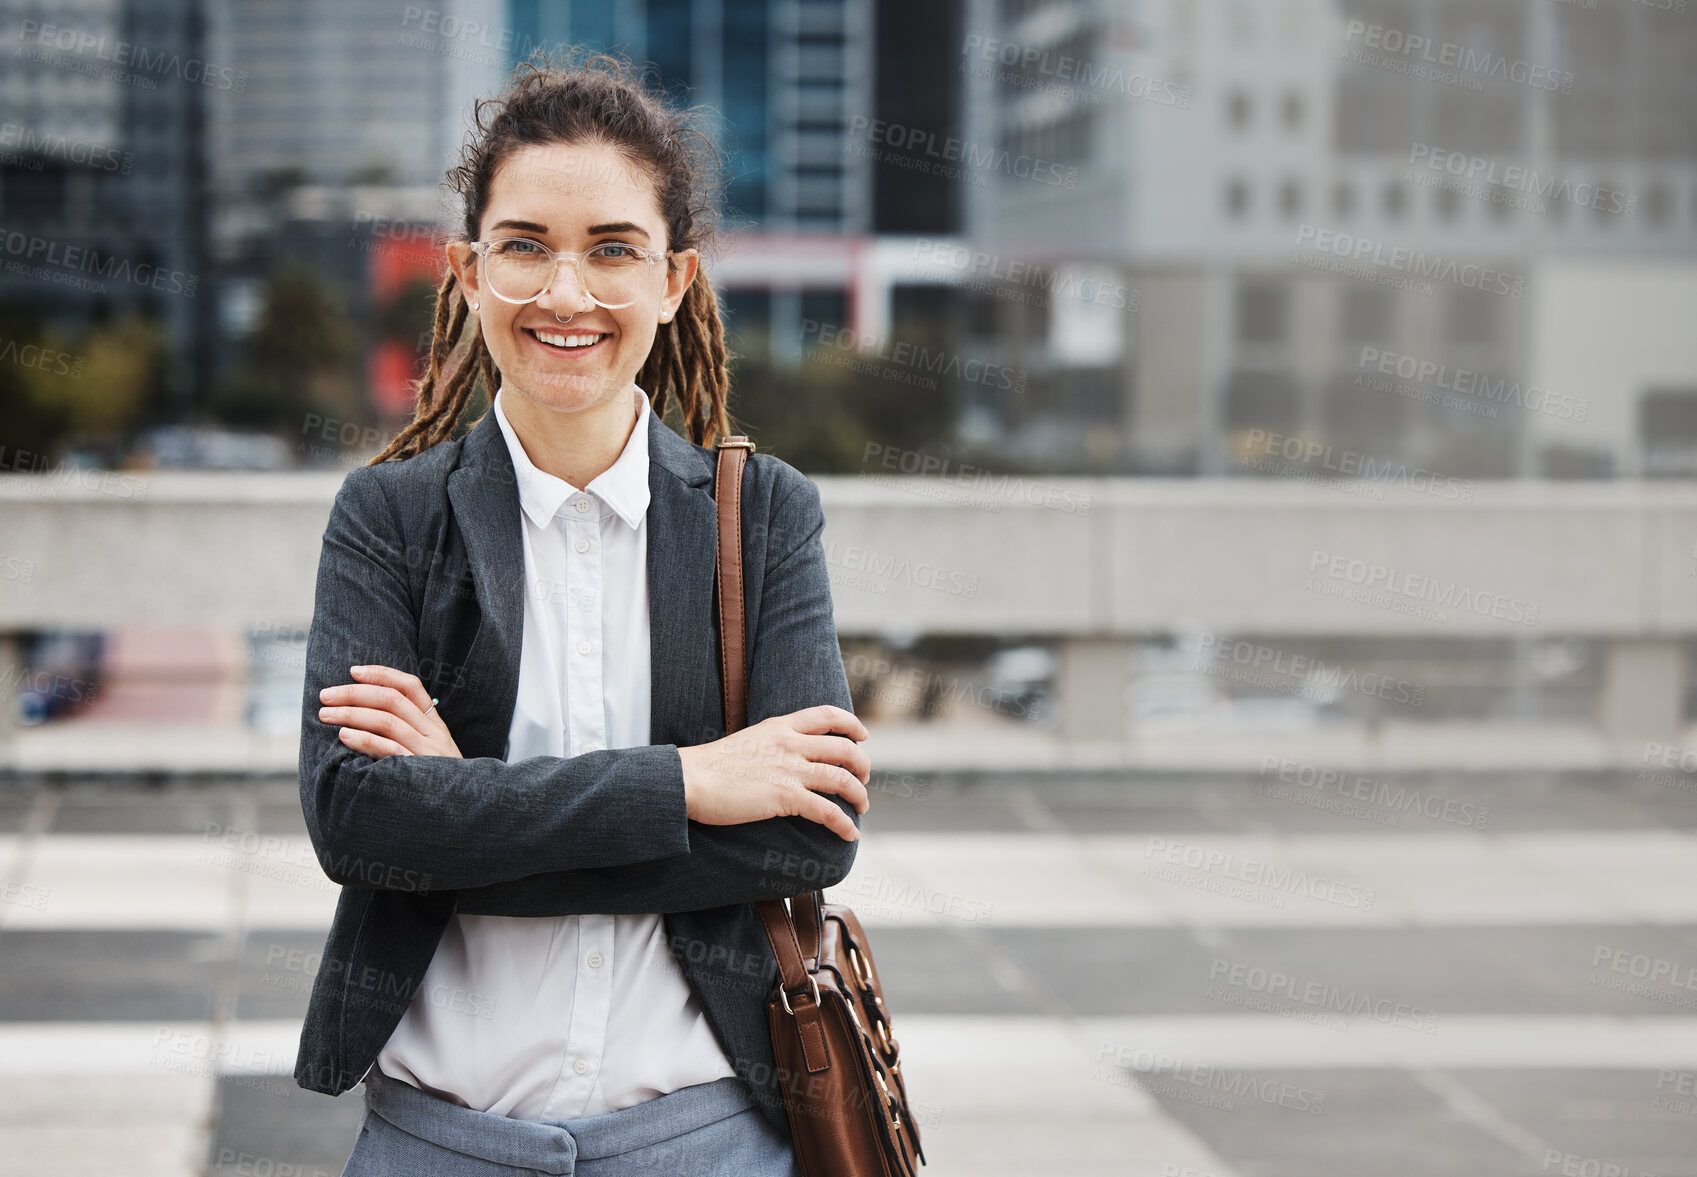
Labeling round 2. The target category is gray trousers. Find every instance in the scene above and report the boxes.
[339,1068,802,1177]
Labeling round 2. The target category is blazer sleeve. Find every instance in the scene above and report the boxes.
[451,467,863,917]
[298,464,693,893]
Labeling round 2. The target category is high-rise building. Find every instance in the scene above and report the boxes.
[0,0,212,417]
[960,0,1697,477]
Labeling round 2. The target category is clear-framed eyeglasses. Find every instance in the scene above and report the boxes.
[467,238,673,309]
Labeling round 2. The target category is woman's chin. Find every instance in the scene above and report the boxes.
[508,366,608,411]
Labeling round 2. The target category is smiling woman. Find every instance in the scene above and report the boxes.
[371,54,728,474]
[295,51,873,1177]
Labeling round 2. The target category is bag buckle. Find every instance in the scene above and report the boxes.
[778,972,822,1015]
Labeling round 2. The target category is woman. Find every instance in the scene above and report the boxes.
[293,55,873,1176]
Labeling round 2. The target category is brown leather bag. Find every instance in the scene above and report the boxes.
[712,434,927,1177]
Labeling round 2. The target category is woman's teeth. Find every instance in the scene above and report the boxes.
[530,329,603,349]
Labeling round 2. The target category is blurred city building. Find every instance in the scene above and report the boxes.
[958,0,1697,476]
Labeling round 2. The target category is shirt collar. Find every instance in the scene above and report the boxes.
[492,385,651,530]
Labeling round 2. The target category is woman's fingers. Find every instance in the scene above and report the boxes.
[337,725,414,759]
[797,790,860,842]
[796,755,871,815]
[785,704,869,744]
[319,682,433,730]
[794,732,871,787]
[320,705,425,754]
[348,666,436,718]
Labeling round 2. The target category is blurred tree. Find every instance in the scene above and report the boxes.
[211,264,359,432]
[20,316,167,447]
[375,275,439,342]
[0,312,169,461]
[727,325,955,472]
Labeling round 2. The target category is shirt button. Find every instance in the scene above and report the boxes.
[575,537,591,553]
[577,640,593,656]
[574,499,591,513]
[580,741,601,753]
[587,951,604,969]
[573,1058,590,1076]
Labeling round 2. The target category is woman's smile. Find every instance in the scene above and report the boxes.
[523,326,611,357]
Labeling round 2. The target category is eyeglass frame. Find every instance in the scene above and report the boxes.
[465,237,683,309]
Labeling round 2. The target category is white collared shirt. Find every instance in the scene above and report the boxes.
[376,383,736,1119]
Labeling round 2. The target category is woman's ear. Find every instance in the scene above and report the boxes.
[660,247,700,322]
[446,241,481,309]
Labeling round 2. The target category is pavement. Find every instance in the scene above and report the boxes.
[3,769,1697,1176]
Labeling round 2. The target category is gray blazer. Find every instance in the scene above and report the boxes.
[291,403,861,1139]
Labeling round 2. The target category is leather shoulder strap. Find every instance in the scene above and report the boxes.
[713,437,754,734]
[712,437,826,974]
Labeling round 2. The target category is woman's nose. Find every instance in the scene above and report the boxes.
[537,257,595,316]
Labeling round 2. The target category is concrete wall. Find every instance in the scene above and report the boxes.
[6,472,1697,638]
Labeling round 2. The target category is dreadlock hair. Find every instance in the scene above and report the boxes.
[372,50,733,464]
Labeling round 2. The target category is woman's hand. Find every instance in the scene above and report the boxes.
[318,665,464,760]
[677,705,871,842]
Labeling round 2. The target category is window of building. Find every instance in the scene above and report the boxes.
[1226,178,1250,218]
[1324,369,1407,457]
[1644,183,1670,227]
[1641,388,1697,477]
[1279,179,1302,219]
[1228,90,1251,131]
[1341,284,1394,344]
[1333,180,1355,218]
[1382,181,1406,220]
[1282,91,1303,130]
[1236,282,1289,344]
[1225,370,1299,435]
[1445,288,1496,347]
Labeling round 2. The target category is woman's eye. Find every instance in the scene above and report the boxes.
[593,243,641,262]
[494,239,544,256]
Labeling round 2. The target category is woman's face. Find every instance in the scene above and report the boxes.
[449,140,697,414]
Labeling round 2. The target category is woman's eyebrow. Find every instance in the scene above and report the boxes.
[488,218,550,235]
[587,221,651,240]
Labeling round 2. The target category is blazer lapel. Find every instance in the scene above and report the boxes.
[645,407,723,748]
[443,401,724,760]
[445,411,526,760]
